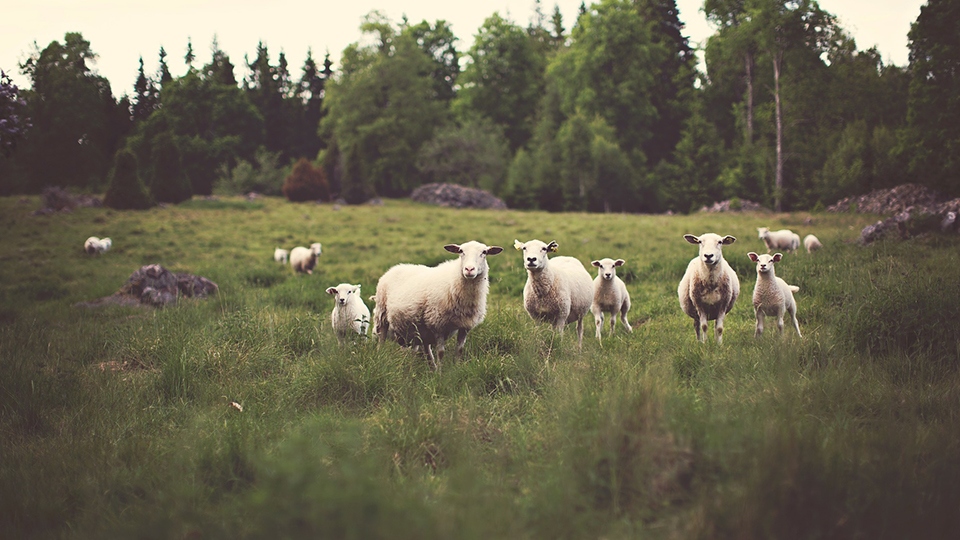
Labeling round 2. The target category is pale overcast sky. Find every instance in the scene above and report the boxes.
[0,1,926,95]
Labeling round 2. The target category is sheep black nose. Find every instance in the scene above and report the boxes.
[527,257,537,263]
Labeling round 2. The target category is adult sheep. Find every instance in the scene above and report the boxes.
[757,227,800,253]
[803,234,822,253]
[290,243,322,274]
[514,239,594,349]
[678,233,740,344]
[374,241,503,369]
[590,257,632,343]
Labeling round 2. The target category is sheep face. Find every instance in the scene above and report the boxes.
[748,252,782,274]
[444,241,503,280]
[591,258,624,281]
[274,248,289,263]
[685,233,735,267]
[513,239,558,271]
[310,243,323,256]
[757,227,769,239]
[326,283,360,307]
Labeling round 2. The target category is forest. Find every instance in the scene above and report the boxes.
[1,0,958,213]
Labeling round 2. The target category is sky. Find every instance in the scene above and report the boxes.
[0,0,927,95]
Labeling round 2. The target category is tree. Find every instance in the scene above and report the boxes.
[283,158,330,202]
[245,42,285,154]
[416,119,511,192]
[103,148,153,209]
[403,20,460,103]
[204,35,237,86]
[132,56,159,122]
[148,131,191,203]
[157,47,173,87]
[0,70,30,158]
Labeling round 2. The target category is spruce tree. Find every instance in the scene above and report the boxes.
[148,132,192,204]
[104,149,153,209]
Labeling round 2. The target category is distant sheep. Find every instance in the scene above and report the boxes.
[514,239,594,349]
[274,247,289,264]
[326,283,370,343]
[748,252,801,338]
[757,227,800,253]
[590,258,632,343]
[678,233,740,343]
[374,241,503,369]
[84,236,112,255]
[942,211,957,233]
[290,243,322,274]
[803,234,822,253]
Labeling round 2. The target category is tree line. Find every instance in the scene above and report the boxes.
[0,0,957,213]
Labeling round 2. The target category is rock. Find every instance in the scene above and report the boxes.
[410,183,507,210]
[78,264,218,308]
[830,185,960,244]
[698,199,767,213]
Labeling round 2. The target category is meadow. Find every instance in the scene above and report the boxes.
[1,195,959,539]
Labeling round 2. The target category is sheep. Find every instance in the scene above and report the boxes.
[677,233,740,344]
[803,234,823,253]
[325,283,370,343]
[747,252,801,338]
[290,242,322,274]
[84,236,112,255]
[514,239,594,349]
[590,258,632,343]
[274,247,289,264]
[374,241,503,369]
[941,211,957,233]
[757,227,800,253]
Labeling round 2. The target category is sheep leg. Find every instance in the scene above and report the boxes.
[593,308,604,341]
[697,312,709,343]
[436,339,445,362]
[576,317,584,350]
[424,344,439,371]
[715,313,725,344]
[609,311,616,335]
[788,305,802,338]
[693,318,702,342]
[620,305,632,333]
[776,313,784,334]
[755,311,765,337]
[456,328,468,358]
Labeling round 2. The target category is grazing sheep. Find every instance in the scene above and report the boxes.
[274,247,289,264]
[325,283,370,343]
[84,236,112,255]
[757,227,800,253]
[290,243,322,274]
[590,258,632,343]
[803,234,823,253]
[748,252,801,338]
[941,211,957,233]
[514,239,594,349]
[678,233,740,343]
[374,241,503,369]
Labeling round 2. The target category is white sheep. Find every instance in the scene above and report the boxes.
[290,243,322,274]
[757,227,800,253]
[274,247,289,264]
[514,239,594,349]
[325,283,370,343]
[590,258,632,343]
[941,211,956,233]
[803,234,822,253]
[374,241,503,369]
[84,236,112,255]
[678,233,740,343]
[748,252,801,338]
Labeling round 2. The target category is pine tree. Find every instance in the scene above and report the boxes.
[157,46,173,87]
[148,132,192,203]
[132,56,158,122]
[184,38,195,69]
[104,149,153,209]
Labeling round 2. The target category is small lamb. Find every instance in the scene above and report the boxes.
[757,227,800,253]
[326,283,370,343]
[84,236,112,255]
[941,211,957,233]
[290,243,322,274]
[678,233,740,343]
[748,252,801,338]
[514,239,594,349]
[590,258,632,343]
[803,234,822,253]
[274,247,289,264]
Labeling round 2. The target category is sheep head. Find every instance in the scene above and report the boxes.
[514,239,558,271]
[748,252,782,274]
[444,241,503,280]
[591,258,624,281]
[685,233,735,267]
[327,283,360,306]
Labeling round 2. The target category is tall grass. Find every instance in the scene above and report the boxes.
[1,195,959,538]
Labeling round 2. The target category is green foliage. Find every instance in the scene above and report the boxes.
[148,132,192,204]
[103,149,153,210]
[216,147,288,197]
[282,158,330,202]
[415,119,510,192]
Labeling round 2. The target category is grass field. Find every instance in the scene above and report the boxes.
[1,195,959,539]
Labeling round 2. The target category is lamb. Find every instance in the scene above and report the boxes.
[325,283,370,343]
[289,243,322,274]
[514,239,594,349]
[747,252,801,338]
[677,233,740,343]
[941,211,957,233]
[757,227,800,253]
[374,241,503,369]
[84,236,112,255]
[803,234,823,253]
[590,258,633,343]
[274,247,289,264]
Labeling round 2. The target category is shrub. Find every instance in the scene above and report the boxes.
[104,149,154,210]
[148,132,192,204]
[282,158,330,202]
[215,148,287,196]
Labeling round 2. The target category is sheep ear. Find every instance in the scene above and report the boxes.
[614,259,625,267]
[354,284,361,291]
[748,252,759,262]
[683,234,700,245]
[513,239,524,251]
[591,260,601,267]
[486,246,503,256]
[722,235,736,245]
[325,287,337,295]
[444,244,462,254]
[547,241,559,252]
[772,253,783,262]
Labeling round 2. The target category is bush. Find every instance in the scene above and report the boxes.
[215,148,287,197]
[148,132,192,204]
[282,158,331,202]
[103,149,154,210]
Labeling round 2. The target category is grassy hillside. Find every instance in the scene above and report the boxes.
[1,195,959,539]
